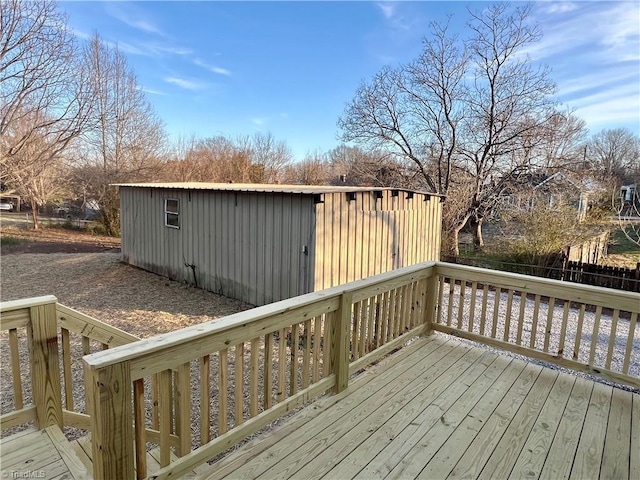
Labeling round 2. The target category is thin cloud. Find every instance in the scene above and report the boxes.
[376,2,411,31]
[116,41,147,56]
[138,87,167,96]
[72,29,91,41]
[165,77,206,91]
[106,3,165,37]
[558,70,638,98]
[153,45,193,57]
[194,58,232,76]
[526,2,639,63]
[130,20,163,36]
[377,3,395,20]
[541,2,578,15]
[251,117,266,127]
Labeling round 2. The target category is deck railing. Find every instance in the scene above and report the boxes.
[81,263,436,479]
[83,262,639,479]
[0,296,139,433]
[433,263,639,388]
[3,262,637,479]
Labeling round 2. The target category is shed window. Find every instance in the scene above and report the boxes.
[164,198,179,228]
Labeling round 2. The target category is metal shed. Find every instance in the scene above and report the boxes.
[118,183,443,305]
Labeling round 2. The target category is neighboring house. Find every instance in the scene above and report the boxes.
[501,172,599,222]
[117,183,443,305]
[620,183,639,216]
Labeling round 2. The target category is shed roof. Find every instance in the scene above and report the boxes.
[115,182,440,196]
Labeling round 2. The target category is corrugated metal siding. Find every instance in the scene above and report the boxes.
[312,190,442,291]
[120,187,315,306]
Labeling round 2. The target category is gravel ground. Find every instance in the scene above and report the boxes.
[0,252,252,444]
[0,252,249,333]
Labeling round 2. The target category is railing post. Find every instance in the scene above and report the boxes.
[85,361,135,479]
[331,292,352,393]
[28,300,63,429]
[422,268,439,336]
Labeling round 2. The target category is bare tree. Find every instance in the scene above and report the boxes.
[588,128,639,181]
[6,111,71,228]
[339,3,558,255]
[246,132,293,183]
[161,132,292,184]
[75,34,165,235]
[1,0,93,227]
[328,145,409,187]
[281,150,331,185]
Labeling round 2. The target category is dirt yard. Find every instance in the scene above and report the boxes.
[1,252,250,336]
[0,215,250,330]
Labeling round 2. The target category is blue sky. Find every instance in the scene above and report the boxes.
[61,1,640,160]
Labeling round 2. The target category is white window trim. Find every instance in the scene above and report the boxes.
[164,198,180,229]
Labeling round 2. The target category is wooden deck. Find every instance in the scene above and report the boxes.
[1,334,637,479]
[1,425,88,479]
[206,334,639,480]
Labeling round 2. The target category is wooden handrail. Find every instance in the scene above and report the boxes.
[83,263,437,479]
[436,263,639,312]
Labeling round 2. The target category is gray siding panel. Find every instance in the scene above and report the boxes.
[121,187,315,306]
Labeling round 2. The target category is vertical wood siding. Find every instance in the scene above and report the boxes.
[312,191,442,292]
[120,188,314,306]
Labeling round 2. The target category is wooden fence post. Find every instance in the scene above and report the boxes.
[28,301,63,429]
[85,362,135,479]
[332,292,352,393]
[422,269,439,336]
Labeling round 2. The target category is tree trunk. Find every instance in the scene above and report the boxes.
[472,216,485,251]
[30,199,40,230]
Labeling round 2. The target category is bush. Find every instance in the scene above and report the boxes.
[494,204,598,270]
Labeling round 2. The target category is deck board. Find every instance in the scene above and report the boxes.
[631,394,640,479]
[352,353,515,480]
[293,347,488,480]
[330,352,507,480]
[207,334,637,480]
[0,426,88,479]
[224,337,460,479]
[600,388,633,480]
[569,382,613,480]
[417,362,544,480]
[509,372,576,479]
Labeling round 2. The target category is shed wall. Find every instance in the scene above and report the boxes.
[120,187,315,305]
[312,190,441,291]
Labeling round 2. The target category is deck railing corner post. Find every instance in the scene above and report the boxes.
[27,300,63,429]
[422,269,439,336]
